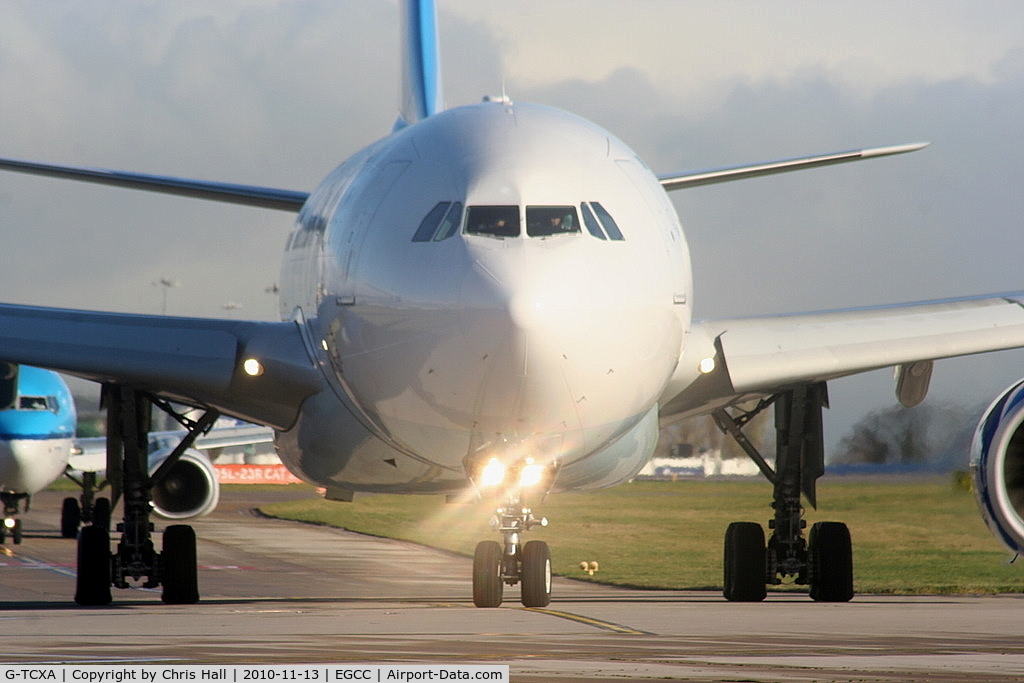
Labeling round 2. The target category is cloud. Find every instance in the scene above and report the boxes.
[0,1,403,318]
[1,1,1023,444]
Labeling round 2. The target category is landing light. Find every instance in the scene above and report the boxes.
[3,518,14,529]
[698,357,716,374]
[519,462,547,489]
[479,458,506,488]
[242,358,264,377]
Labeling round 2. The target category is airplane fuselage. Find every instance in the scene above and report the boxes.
[0,366,76,495]
[276,101,693,494]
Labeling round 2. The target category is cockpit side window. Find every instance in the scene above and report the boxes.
[433,202,463,241]
[412,202,452,242]
[526,206,580,237]
[412,202,464,242]
[465,206,520,238]
[590,202,625,241]
[580,203,607,240]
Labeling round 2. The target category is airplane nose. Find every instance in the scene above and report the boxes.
[508,290,544,332]
[332,236,682,468]
[459,240,679,453]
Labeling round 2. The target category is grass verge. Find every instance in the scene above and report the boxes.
[255,477,1023,594]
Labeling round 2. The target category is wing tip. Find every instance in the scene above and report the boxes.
[861,142,931,158]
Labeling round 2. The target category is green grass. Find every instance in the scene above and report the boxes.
[260,477,1024,595]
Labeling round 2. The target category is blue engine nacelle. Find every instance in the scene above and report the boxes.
[971,379,1024,553]
[147,448,221,520]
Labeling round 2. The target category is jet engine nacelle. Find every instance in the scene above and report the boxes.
[971,378,1024,553]
[147,448,220,520]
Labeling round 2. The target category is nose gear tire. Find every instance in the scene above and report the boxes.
[473,540,503,608]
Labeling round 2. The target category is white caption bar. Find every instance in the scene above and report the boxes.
[0,666,509,683]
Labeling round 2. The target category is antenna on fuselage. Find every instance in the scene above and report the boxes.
[482,93,513,106]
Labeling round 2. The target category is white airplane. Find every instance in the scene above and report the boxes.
[0,363,272,544]
[1,0,1023,608]
[0,363,76,544]
[67,407,275,531]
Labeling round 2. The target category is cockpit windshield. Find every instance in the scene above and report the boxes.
[18,396,55,412]
[465,206,520,238]
[526,206,580,237]
[424,203,618,241]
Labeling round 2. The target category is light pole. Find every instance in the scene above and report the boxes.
[152,278,180,315]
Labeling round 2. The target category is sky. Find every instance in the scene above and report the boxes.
[1,0,1023,448]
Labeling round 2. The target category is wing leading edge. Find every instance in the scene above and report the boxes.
[0,303,323,430]
[661,294,1024,420]
[657,143,928,191]
[0,157,309,212]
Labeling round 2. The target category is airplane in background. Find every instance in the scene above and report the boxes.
[0,363,75,544]
[0,363,272,543]
[1,0,1024,608]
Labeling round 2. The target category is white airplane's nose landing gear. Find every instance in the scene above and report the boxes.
[467,455,557,608]
[472,490,551,608]
[0,492,28,544]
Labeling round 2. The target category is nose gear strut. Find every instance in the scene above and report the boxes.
[472,488,551,608]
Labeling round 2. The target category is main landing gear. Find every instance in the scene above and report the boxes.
[473,489,551,608]
[74,385,218,607]
[713,382,854,603]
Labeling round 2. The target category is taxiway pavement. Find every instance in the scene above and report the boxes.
[1,488,1023,682]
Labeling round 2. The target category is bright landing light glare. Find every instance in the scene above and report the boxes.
[480,458,506,488]
[519,462,546,488]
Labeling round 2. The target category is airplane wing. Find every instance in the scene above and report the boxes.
[69,422,275,472]
[657,143,928,191]
[0,157,309,212]
[661,294,1024,420]
[0,303,323,430]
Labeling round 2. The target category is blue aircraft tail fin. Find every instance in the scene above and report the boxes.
[396,0,444,129]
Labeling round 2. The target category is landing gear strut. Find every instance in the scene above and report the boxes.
[0,492,27,544]
[714,382,853,602]
[472,489,551,608]
[61,471,112,538]
[74,384,218,606]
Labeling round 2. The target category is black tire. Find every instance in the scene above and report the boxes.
[75,525,111,606]
[92,497,112,531]
[61,497,81,539]
[808,521,854,602]
[520,540,552,608]
[161,524,200,605]
[12,519,22,545]
[472,540,503,608]
[723,522,767,602]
